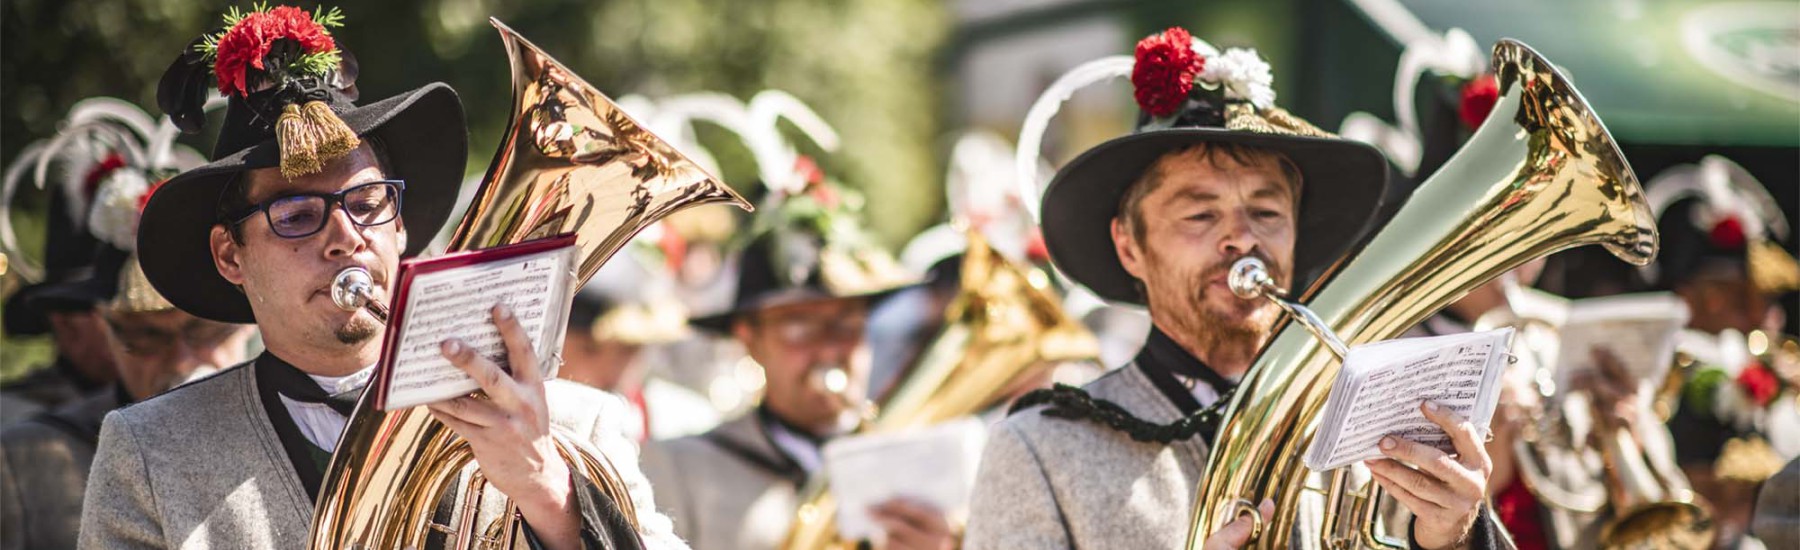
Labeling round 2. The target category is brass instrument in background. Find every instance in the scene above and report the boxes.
[1474,288,1713,549]
[313,19,751,549]
[1186,39,1659,549]
[781,230,1100,549]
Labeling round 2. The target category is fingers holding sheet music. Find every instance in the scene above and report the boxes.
[1366,400,1490,550]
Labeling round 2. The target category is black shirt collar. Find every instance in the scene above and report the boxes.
[1135,326,1236,416]
[256,351,361,417]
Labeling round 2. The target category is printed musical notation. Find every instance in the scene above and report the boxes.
[1303,328,1514,471]
[379,240,577,410]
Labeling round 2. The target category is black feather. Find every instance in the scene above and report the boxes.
[157,35,216,134]
[333,47,359,102]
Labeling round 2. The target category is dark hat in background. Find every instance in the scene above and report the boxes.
[569,227,689,345]
[1641,156,1799,295]
[691,171,916,332]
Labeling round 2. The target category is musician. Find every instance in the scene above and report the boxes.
[1,191,119,426]
[640,175,957,550]
[79,6,682,548]
[3,251,253,550]
[964,28,1505,549]
[561,236,719,441]
[1644,156,1800,549]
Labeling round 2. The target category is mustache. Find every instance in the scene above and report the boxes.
[1198,250,1283,288]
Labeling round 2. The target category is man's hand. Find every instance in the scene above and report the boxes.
[1572,347,1642,436]
[1199,499,1274,550]
[1364,402,1491,550]
[868,497,955,550]
[430,304,582,550]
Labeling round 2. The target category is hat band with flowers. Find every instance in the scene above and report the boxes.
[160,4,359,179]
[1131,27,1334,139]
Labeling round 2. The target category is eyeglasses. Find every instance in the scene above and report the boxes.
[229,180,404,239]
[108,316,242,358]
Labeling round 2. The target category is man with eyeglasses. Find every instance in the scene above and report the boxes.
[79,8,683,549]
[640,176,959,550]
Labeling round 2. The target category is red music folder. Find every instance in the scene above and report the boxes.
[372,234,578,410]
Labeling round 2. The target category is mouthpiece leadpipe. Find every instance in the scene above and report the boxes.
[1227,257,1348,359]
[331,267,390,324]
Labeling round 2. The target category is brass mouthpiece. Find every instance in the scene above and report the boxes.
[1227,257,1348,359]
[331,267,390,324]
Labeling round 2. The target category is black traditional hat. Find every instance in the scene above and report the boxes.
[690,169,917,332]
[139,5,467,323]
[1036,27,1387,304]
[568,227,689,345]
[1642,156,1800,296]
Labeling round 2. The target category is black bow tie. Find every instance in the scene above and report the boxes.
[256,352,363,417]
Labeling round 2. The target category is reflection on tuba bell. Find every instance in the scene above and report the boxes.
[781,230,1100,549]
[1186,39,1658,549]
[311,19,751,549]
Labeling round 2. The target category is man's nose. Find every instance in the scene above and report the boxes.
[320,206,370,259]
[1217,210,1258,257]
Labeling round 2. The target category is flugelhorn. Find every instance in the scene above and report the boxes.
[1186,39,1658,549]
[781,230,1100,549]
[311,19,751,549]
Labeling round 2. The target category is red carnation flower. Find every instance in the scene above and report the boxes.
[1132,27,1203,118]
[1710,216,1748,250]
[1736,361,1780,407]
[794,155,824,186]
[137,178,168,213]
[1458,74,1499,131]
[213,6,337,96]
[84,153,127,200]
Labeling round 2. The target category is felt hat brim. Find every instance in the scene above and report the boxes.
[136,83,467,323]
[1041,128,1389,304]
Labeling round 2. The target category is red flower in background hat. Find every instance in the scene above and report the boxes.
[212,6,338,97]
[1709,215,1748,250]
[1736,361,1779,407]
[1132,27,1204,117]
[1459,74,1499,131]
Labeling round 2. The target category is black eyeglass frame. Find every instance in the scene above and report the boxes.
[226,179,406,239]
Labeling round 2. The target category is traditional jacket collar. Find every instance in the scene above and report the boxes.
[1134,326,1236,416]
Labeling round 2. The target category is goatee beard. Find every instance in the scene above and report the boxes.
[1185,252,1283,360]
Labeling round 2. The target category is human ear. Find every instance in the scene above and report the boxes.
[1112,217,1146,281]
[210,225,247,285]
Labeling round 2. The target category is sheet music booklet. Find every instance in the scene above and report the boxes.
[1304,328,1514,471]
[372,234,578,410]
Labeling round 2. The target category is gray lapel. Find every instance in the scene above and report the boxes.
[231,363,318,540]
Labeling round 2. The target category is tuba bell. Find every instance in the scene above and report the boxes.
[1186,39,1658,549]
[310,19,751,549]
[781,229,1100,549]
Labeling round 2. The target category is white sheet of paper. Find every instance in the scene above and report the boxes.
[822,417,986,541]
[383,245,575,410]
[1304,328,1513,471]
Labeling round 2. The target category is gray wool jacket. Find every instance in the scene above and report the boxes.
[966,356,1511,549]
[640,412,806,550]
[76,361,687,549]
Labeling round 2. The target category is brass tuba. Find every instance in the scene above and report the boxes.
[1186,39,1658,549]
[310,19,751,549]
[781,229,1100,549]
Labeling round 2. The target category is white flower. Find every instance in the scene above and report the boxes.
[1201,48,1277,110]
[87,170,149,251]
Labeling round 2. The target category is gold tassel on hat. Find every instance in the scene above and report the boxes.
[1748,239,1800,296]
[277,100,361,179]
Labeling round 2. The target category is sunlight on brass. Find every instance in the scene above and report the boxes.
[310,19,751,550]
[1186,40,1658,549]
